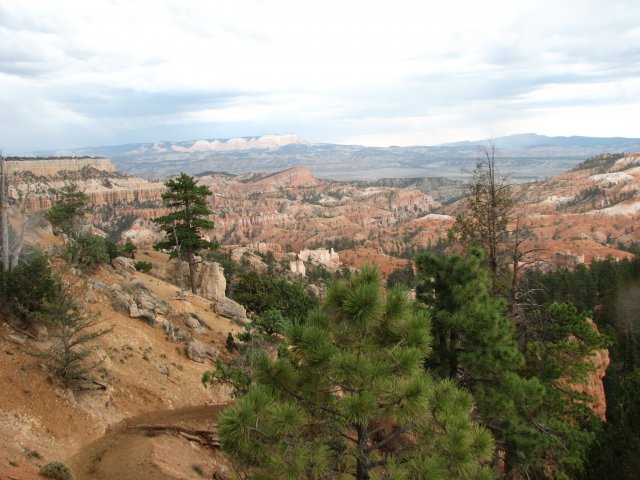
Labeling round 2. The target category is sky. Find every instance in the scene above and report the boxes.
[1,0,639,154]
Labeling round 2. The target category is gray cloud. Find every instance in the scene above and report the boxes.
[0,0,639,153]
[55,88,251,118]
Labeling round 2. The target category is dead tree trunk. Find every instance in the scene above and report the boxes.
[1,151,9,272]
[172,223,186,300]
[9,184,31,269]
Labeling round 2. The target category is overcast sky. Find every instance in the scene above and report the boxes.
[1,0,639,153]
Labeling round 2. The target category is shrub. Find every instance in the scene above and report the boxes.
[110,297,129,313]
[134,261,153,272]
[1,252,58,326]
[40,461,74,480]
[230,271,317,321]
[69,233,110,271]
[104,239,120,260]
[225,332,237,351]
[121,239,137,259]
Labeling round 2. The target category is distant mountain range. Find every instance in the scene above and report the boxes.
[28,133,640,182]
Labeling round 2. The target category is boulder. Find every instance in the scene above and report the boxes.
[204,344,218,359]
[193,261,227,301]
[186,340,207,363]
[214,298,249,326]
[27,323,48,341]
[306,283,320,298]
[290,259,306,277]
[154,304,169,315]
[135,290,159,311]
[129,302,141,318]
[166,260,227,302]
[138,309,157,325]
[85,289,99,304]
[112,256,136,272]
[184,316,201,329]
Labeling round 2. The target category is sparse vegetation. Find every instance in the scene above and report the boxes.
[40,461,75,480]
[67,233,110,271]
[572,153,626,172]
[134,260,152,272]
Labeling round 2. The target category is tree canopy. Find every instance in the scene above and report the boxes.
[218,265,495,479]
[414,249,608,478]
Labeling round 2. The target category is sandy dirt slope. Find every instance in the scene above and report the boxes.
[69,405,230,480]
[0,252,241,479]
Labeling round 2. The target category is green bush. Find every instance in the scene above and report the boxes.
[225,332,237,351]
[230,271,317,321]
[0,252,58,326]
[104,239,120,260]
[40,461,74,480]
[69,233,110,271]
[134,261,153,272]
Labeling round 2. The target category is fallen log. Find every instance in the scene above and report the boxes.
[130,424,220,448]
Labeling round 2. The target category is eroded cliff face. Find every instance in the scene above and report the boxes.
[9,168,166,212]
[193,168,441,257]
[12,154,637,274]
[6,158,168,248]
[6,157,116,176]
[585,346,611,421]
[7,159,444,261]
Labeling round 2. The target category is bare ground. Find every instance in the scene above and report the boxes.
[0,250,241,480]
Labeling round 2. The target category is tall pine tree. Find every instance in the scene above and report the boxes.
[153,173,214,294]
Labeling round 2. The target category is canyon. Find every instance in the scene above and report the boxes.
[1,150,636,479]
[6,152,639,276]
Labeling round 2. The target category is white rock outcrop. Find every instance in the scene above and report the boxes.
[290,259,306,277]
[192,261,227,302]
[298,248,340,265]
[121,218,164,247]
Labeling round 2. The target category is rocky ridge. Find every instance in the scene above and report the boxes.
[7,161,165,212]
[6,157,115,176]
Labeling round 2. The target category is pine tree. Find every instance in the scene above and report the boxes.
[153,173,214,294]
[414,250,522,383]
[448,143,513,280]
[44,182,89,241]
[38,281,112,389]
[415,252,606,478]
[218,265,495,479]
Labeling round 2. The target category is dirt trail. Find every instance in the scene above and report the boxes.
[68,404,228,480]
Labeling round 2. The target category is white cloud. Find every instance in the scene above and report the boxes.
[0,0,639,152]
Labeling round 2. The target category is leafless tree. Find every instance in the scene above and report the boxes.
[1,151,8,271]
[450,141,544,316]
